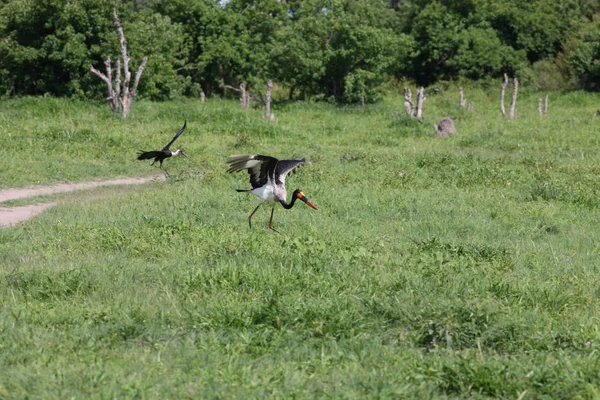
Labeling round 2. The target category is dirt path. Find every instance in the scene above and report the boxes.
[0,176,164,228]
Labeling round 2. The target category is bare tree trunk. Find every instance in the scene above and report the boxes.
[200,91,205,103]
[245,90,251,109]
[91,8,147,119]
[113,8,147,119]
[403,87,413,117]
[225,83,252,109]
[416,87,425,119]
[122,57,147,119]
[459,87,466,108]
[500,73,508,117]
[538,98,543,116]
[115,59,121,112]
[240,83,247,109]
[361,95,365,111]
[509,77,518,120]
[264,80,273,120]
[544,94,549,116]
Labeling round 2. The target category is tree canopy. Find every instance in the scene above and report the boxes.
[0,0,598,102]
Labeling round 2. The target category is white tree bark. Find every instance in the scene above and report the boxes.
[500,73,508,117]
[416,87,425,119]
[200,91,205,103]
[403,87,413,117]
[509,77,518,120]
[459,87,466,108]
[544,94,549,116]
[240,83,247,109]
[264,80,273,120]
[538,98,543,116]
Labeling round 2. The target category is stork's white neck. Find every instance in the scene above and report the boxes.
[172,149,181,156]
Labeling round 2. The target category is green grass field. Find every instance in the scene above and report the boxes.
[1,87,600,398]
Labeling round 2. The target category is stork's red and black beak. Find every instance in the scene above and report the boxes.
[297,191,318,210]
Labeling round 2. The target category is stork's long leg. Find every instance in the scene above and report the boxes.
[248,204,261,229]
[160,161,170,178]
[267,207,280,233]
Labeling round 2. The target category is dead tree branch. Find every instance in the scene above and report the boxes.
[90,57,119,113]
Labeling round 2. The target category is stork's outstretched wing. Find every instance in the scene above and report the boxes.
[226,154,279,189]
[162,121,187,151]
[273,158,305,185]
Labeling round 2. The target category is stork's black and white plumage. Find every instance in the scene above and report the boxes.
[226,154,318,231]
[137,121,188,178]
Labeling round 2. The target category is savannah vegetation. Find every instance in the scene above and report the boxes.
[1,0,600,103]
[2,86,600,397]
[2,0,600,398]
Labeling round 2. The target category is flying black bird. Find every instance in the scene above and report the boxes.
[226,154,318,232]
[137,121,188,178]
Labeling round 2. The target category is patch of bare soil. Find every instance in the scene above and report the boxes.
[0,176,164,228]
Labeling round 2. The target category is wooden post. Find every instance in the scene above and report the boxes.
[500,73,508,117]
[509,77,518,120]
[459,87,466,108]
[200,91,205,103]
[538,98,543,116]
[544,94,549,116]
[416,87,425,119]
[264,80,273,120]
[403,87,413,117]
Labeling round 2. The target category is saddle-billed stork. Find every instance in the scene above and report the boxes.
[226,154,318,231]
[137,121,188,178]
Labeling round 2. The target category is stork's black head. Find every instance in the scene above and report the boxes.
[293,189,318,210]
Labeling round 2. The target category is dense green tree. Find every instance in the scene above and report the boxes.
[0,0,114,97]
[1,0,600,100]
[269,0,404,102]
[0,0,187,99]
[564,19,600,90]
[398,0,598,86]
